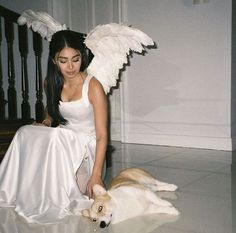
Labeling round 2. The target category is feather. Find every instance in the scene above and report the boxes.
[17,10,66,41]
[85,23,154,94]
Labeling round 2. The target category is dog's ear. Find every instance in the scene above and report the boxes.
[81,209,90,218]
[93,184,107,196]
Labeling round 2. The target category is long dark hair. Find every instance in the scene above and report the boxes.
[45,30,87,126]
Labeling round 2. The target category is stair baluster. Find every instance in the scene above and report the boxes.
[0,17,6,119]
[18,24,31,121]
[5,19,17,119]
[33,32,44,122]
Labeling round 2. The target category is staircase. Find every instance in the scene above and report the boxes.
[0,5,45,162]
[0,120,31,162]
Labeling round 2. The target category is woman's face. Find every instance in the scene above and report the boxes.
[55,47,82,80]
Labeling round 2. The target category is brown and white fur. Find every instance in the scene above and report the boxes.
[81,168,180,228]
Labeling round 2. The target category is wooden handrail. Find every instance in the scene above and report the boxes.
[0,5,20,23]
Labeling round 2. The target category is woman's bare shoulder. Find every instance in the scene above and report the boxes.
[89,77,105,93]
[88,77,107,102]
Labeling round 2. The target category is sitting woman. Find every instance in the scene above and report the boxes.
[0,30,108,223]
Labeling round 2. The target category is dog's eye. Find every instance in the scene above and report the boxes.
[98,206,103,212]
[92,218,97,222]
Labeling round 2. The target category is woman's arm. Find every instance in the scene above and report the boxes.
[87,77,108,198]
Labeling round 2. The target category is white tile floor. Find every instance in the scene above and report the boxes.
[0,141,235,233]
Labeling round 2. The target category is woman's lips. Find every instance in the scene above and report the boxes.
[66,71,75,75]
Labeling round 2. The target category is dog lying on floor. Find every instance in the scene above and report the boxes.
[81,167,180,228]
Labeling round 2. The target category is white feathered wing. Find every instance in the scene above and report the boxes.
[17,9,67,41]
[85,23,154,94]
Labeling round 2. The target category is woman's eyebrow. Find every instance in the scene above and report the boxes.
[57,54,81,59]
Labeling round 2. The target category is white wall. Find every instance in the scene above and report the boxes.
[113,0,233,150]
[232,1,236,149]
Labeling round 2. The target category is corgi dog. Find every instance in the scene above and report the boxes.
[81,167,180,228]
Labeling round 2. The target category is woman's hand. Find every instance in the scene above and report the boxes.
[86,174,104,199]
[32,119,51,127]
[32,121,45,126]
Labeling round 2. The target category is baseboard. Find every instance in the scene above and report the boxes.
[116,133,233,151]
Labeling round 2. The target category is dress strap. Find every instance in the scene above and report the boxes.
[82,75,93,105]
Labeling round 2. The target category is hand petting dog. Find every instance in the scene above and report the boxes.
[86,175,105,199]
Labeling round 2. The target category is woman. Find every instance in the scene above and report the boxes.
[0,30,108,223]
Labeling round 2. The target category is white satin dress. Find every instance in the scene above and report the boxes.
[0,75,100,224]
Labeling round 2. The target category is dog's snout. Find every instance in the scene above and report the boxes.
[100,221,107,228]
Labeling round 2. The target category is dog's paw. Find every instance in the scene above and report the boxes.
[168,206,180,215]
[157,184,178,192]
[166,184,178,191]
[172,207,180,216]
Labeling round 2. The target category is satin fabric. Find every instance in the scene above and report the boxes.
[0,75,97,224]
